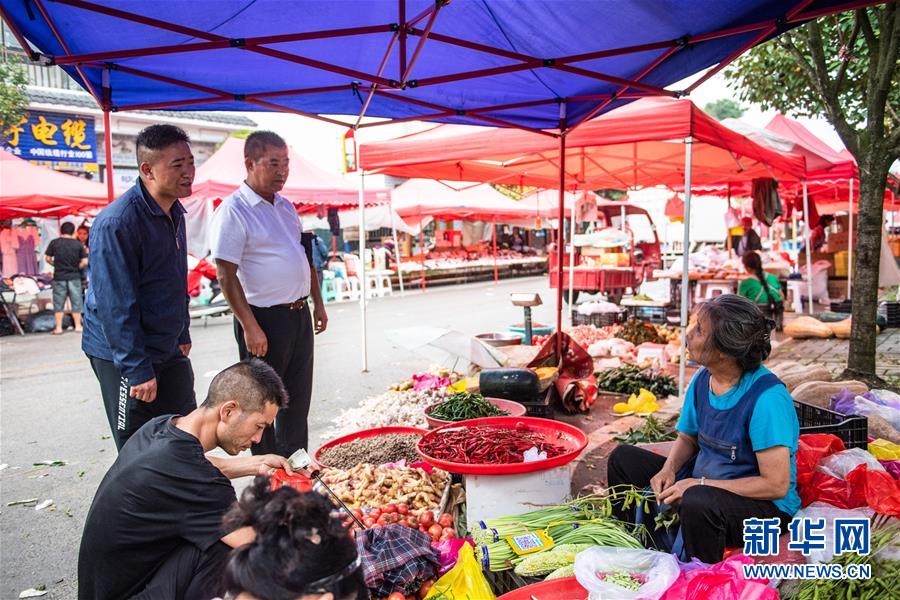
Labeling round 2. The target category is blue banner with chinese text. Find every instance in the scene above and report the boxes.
[2,111,96,163]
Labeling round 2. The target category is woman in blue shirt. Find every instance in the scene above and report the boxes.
[607,294,800,563]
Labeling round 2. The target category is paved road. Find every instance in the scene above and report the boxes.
[0,276,560,599]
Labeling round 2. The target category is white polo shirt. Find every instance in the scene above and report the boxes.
[209,182,310,307]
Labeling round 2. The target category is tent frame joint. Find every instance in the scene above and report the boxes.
[229,38,246,48]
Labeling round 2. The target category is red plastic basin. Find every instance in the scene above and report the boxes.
[415,416,589,475]
[313,426,427,469]
[496,576,587,600]
[423,397,527,428]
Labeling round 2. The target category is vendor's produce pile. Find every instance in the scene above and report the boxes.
[615,318,676,345]
[614,414,678,444]
[389,367,462,392]
[595,363,678,397]
[784,315,880,340]
[318,433,422,469]
[321,463,450,513]
[427,392,509,422]
[345,504,457,543]
[612,388,661,415]
[323,371,456,439]
[472,496,643,576]
[419,424,567,464]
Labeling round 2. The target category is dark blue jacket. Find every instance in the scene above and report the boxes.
[82,180,190,384]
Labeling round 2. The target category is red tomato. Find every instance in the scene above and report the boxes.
[369,509,382,520]
[351,508,363,519]
[363,517,375,528]
[397,503,409,515]
[438,513,453,528]
[428,524,443,539]
[440,528,457,540]
[397,520,410,528]
[383,503,398,514]
[419,511,434,527]
[387,592,405,600]
[407,516,418,527]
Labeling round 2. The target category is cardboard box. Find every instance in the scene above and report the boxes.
[828,230,849,251]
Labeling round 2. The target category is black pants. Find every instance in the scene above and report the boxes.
[235,304,314,456]
[130,541,230,600]
[607,444,790,564]
[88,354,196,451]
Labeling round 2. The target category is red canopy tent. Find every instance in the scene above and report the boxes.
[182,137,390,256]
[0,150,109,219]
[361,96,809,393]
[390,178,538,286]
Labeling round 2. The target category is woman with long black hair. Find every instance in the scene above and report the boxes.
[738,251,784,332]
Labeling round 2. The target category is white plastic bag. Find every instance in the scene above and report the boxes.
[793,502,874,564]
[815,448,886,480]
[574,547,679,600]
[848,396,900,430]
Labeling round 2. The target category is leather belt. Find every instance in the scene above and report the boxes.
[272,297,309,310]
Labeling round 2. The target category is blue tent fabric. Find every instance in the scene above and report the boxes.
[1,0,867,129]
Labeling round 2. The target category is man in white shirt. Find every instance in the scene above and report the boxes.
[208,131,328,456]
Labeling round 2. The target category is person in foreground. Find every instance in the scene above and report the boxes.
[78,359,300,600]
[220,476,367,600]
[607,294,800,563]
[738,251,784,331]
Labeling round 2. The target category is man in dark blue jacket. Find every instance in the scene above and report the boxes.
[82,124,196,450]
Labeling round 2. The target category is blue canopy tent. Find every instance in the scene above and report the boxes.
[1,0,881,370]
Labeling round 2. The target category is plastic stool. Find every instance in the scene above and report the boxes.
[321,278,339,303]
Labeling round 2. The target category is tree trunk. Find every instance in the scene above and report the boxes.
[843,153,891,383]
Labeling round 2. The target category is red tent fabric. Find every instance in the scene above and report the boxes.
[390,178,534,225]
[360,97,807,189]
[0,150,109,219]
[186,138,389,213]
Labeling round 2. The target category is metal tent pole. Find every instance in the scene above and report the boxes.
[802,181,814,314]
[568,192,576,321]
[492,219,498,284]
[419,223,426,291]
[847,178,853,299]
[389,199,404,295]
[358,169,368,372]
[103,110,115,201]
[678,137,693,399]
[555,152,567,357]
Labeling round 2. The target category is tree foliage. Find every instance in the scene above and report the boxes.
[724,8,898,157]
[703,99,746,121]
[0,58,29,142]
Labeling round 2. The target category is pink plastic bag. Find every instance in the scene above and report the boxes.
[433,538,473,576]
[660,555,777,600]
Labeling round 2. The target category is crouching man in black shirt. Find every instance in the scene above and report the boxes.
[78,358,301,600]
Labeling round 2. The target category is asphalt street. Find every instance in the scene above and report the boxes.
[0,276,559,599]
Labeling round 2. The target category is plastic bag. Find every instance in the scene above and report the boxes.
[797,434,900,516]
[880,460,900,480]
[870,439,900,460]
[842,396,900,430]
[574,547,679,600]
[660,555,776,600]
[816,448,886,479]
[791,503,874,564]
[869,389,900,410]
[424,542,494,600]
[432,538,473,577]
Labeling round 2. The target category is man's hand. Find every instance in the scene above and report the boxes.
[130,378,158,403]
[313,303,328,334]
[657,478,699,506]
[244,323,268,357]
[650,466,676,499]
[255,454,299,477]
[179,343,192,357]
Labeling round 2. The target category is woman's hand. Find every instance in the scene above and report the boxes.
[657,478,699,505]
[650,466,677,499]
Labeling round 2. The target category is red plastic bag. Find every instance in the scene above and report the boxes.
[270,468,313,493]
[660,555,776,600]
[796,434,900,517]
[528,332,597,413]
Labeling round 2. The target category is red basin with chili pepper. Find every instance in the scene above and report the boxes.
[416,416,589,475]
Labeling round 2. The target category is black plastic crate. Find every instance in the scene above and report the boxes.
[632,305,667,325]
[882,301,900,328]
[519,385,556,419]
[794,400,868,449]
[572,309,626,327]
[830,299,852,313]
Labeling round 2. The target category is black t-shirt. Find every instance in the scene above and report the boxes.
[45,237,87,281]
[77,416,237,600]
